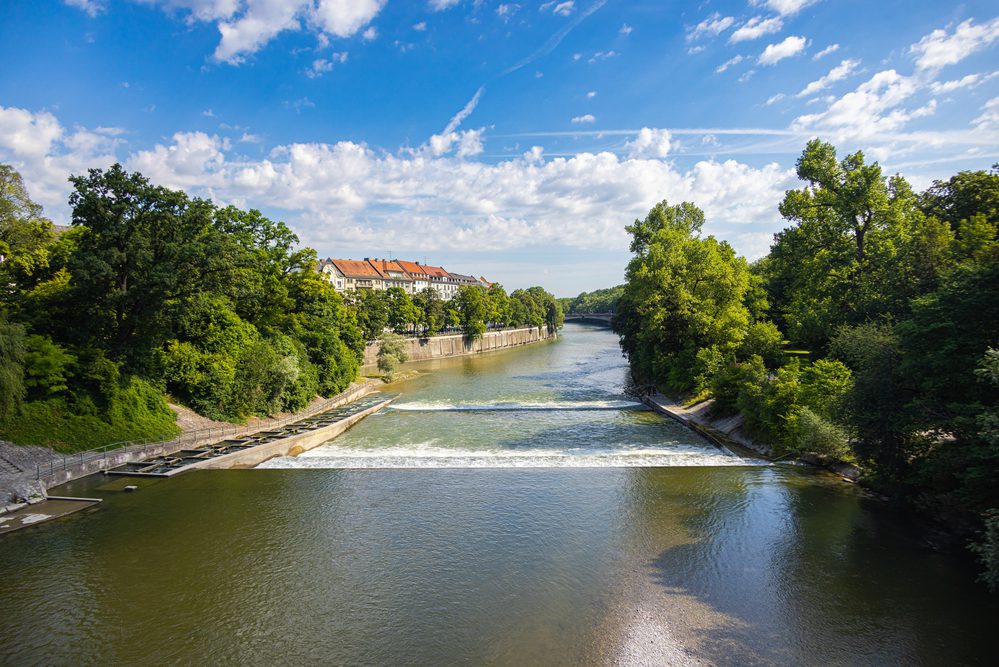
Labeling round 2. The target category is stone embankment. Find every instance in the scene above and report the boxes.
[643,392,861,481]
[1,380,378,507]
[361,326,556,370]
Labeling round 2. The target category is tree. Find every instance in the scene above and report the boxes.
[67,164,229,370]
[413,286,445,336]
[377,331,409,381]
[0,164,55,302]
[385,287,419,334]
[454,285,488,340]
[614,199,751,391]
[0,317,26,420]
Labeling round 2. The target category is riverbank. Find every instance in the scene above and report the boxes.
[0,379,381,507]
[360,326,556,371]
[643,392,862,481]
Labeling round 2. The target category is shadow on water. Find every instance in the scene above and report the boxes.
[634,466,999,665]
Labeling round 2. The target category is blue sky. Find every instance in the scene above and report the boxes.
[1,0,998,296]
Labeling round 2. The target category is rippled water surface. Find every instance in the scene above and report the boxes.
[2,324,998,665]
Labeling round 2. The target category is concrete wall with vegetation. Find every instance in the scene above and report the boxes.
[362,327,556,369]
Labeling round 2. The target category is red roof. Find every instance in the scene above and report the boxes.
[329,258,384,279]
[367,259,413,281]
[423,265,450,278]
[395,260,430,277]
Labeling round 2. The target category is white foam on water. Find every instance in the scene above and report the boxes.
[258,442,763,469]
[386,399,645,412]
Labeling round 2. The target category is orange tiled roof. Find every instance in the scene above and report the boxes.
[423,265,450,278]
[395,260,430,277]
[367,259,413,281]
[330,258,384,278]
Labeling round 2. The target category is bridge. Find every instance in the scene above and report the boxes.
[564,312,614,325]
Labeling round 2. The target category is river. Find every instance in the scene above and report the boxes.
[1,323,997,665]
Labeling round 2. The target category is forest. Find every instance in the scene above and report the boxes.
[0,163,561,450]
[612,140,999,590]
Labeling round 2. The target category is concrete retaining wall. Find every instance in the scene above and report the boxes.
[195,398,393,469]
[362,326,556,369]
[30,381,377,492]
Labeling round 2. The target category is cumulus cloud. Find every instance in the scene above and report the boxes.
[791,69,936,140]
[687,13,735,41]
[929,72,992,94]
[624,128,671,158]
[797,58,860,97]
[730,16,783,43]
[306,52,347,78]
[0,105,802,256]
[758,35,807,65]
[571,114,596,124]
[139,0,386,64]
[911,17,999,72]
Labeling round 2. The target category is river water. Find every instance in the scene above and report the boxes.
[2,323,997,665]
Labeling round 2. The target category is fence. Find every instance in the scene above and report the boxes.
[35,382,374,483]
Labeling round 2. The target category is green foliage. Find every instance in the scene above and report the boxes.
[0,377,178,453]
[454,284,488,340]
[23,334,76,398]
[0,165,55,298]
[614,199,751,392]
[739,320,785,368]
[0,318,26,420]
[564,285,624,314]
[788,407,853,460]
[970,512,999,593]
[377,331,410,381]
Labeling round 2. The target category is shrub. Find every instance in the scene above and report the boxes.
[739,320,785,368]
[23,334,76,398]
[377,332,409,381]
[788,406,853,460]
[970,512,999,593]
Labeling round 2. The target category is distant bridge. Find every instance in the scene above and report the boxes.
[564,312,614,326]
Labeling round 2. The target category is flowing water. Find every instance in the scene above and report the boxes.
[1,323,998,665]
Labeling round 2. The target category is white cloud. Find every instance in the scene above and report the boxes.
[911,18,999,72]
[496,4,520,20]
[571,114,596,124]
[362,26,377,40]
[687,13,735,41]
[624,128,671,158]
[797,58,860,97]
[730,16,783,43]
[588,50,618,63]
[751,0,815,17]
[929,73,984,94]
[716,55,745,73]
[813,43,839,60]
[791,69,935,139]
[139,1,386,64]
[765,93,785,105]
[413,21,427,31]
[428,0,461,10]
[552,1,575,17]
[306,52,347,78]
[586,91,597,98]
[18,104,999,260]
[619,24,632,35]
[64,0,104,17]
[758,35,807,65]
[240,132,262,143]
[974,97,999,128]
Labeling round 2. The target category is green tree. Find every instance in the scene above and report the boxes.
[67,164,229,370]
[413,286,445,336]
[0,317,26,420]
[614,199,751,391]
[0,165,55,299]
[385,287,419,334]
[454,285,488,340]
[377,331,410,381]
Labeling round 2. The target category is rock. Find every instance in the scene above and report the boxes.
[828,461,861,481]
[124,485,138,492]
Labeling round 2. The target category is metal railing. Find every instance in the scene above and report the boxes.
[35,384,374,481]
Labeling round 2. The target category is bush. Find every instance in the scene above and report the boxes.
[377,332,409,381]
[788,406,853,460]
[0,318,26,420]
[739,320,785,368]
[23,334,76,398]
[709,355,765,416]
